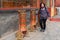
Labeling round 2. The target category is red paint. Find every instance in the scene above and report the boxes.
[55,0,60,7]
[48,8,51,17]
[0,7,18,10]
[50,18,60,22]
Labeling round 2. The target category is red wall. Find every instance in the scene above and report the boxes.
[55,0,60,7]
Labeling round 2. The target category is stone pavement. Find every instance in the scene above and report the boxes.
[1,19,60,40]
[23,20,60,40]
[0,12,18,38]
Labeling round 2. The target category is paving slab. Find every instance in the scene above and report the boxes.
[23,20,60,40]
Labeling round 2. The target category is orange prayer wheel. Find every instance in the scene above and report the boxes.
[30,9,36,31]
[18,10,27,36]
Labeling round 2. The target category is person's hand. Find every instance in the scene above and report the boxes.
[48,17,50,20]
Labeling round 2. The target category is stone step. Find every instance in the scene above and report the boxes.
[50,18,60,22]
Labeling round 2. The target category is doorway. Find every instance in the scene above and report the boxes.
[53,0,60,18]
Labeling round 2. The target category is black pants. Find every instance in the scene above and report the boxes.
[39,19,47,30]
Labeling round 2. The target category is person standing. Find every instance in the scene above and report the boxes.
[38,3,50,32]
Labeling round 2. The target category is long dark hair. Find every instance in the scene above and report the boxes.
[40,3,46,9]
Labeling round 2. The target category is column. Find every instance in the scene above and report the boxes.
[1,0,3,8]
[51,0,55,17]
[30,9,36,31]
[37,0,40,8]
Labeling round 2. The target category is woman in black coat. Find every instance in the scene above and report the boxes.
[38,3,50,32]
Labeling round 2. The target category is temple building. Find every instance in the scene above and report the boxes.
[0,0,60,39]
[0,0,60,17]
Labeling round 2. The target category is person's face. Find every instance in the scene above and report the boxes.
[41,4,44,7]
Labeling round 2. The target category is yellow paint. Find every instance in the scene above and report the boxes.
[51,7,55,17]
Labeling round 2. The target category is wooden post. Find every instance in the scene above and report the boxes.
[1,0,3,8]
[30,9,36,31]
[37,0,40,8]
[50,0,55,17]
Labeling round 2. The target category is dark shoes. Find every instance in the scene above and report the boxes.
[40,29,45,32]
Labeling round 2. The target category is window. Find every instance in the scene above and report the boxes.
[1,0,37,8]
[30,0,37,7]
[3,0,14,8]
